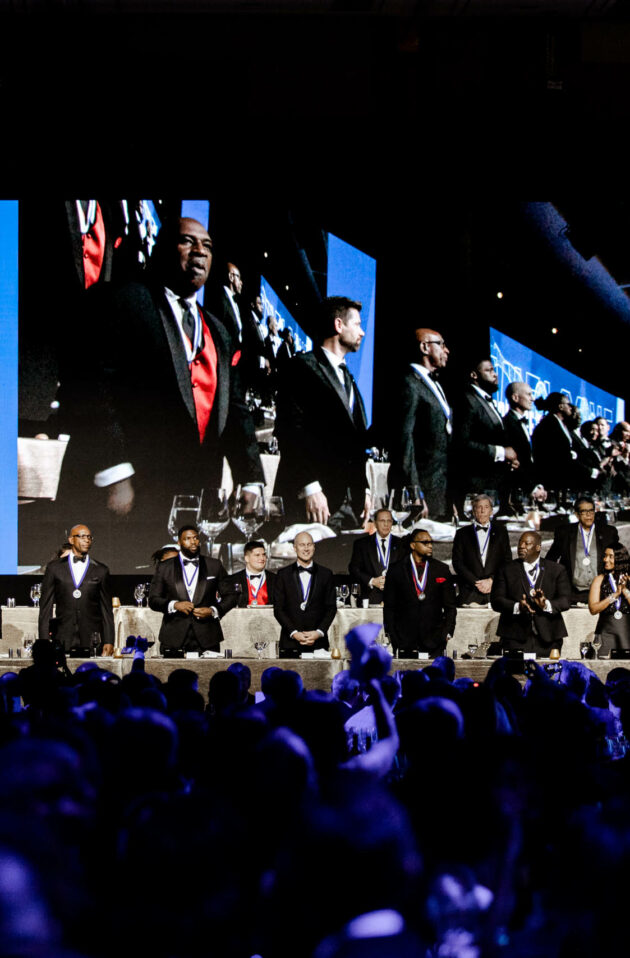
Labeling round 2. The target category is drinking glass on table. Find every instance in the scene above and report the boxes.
[133,584,145,607]
[254,640,269,660]
[30,583,42,608]
[233,485,265,539]
[90,632,101,657]
[23,634,34,657]
[592,634,603,660]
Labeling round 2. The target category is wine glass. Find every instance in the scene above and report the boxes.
[168,495,201,540]
[133,584,145,607]
[467,643,479,659]
[592,634,603,660]
[388,487,417,531]
[351,583,360,607]
[254,639,268,660]
[197,488,229,555]
[580,641,590,660]
[29,583,41,607]
[233,485,265,539]
[340,584,350,605]
[264,496,286,541]
[90,631,101,657]
[23,634,34,657]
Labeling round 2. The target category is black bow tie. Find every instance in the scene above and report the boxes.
[429,371,440,381]
[298,566,312,575]
[183,558,199,566]
[475,524,490,532]
[73,555,86,563]
[249,574,262,580]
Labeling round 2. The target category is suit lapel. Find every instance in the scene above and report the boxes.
[313,347,355,423]
[155,291,197,422]
[192,557,209,606]
[173,557,191,603]
[294,562,315,607]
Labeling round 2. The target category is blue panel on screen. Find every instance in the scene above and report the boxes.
[326,234,376,428]
[0,202,18,572]
[490,327,625,432]
[260,278,312,352]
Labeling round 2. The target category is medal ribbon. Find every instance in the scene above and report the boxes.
[299,568,312,605]
[69,554,90,589]
[410,556,429,598]
[180,556,199,598]
[248,571,266,602]
[476,523,491,565]
[580,525,594,561]
[609,574,621,612]
[376,536,391,571]
[524,563,539,592]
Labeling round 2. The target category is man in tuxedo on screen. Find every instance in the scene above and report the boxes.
[453,358,519,505]
[219,540,277,613]
[451,494,512,606]
[501,381,536,512]
[383,531,456,658]
[213,261,244,349]
[349,509,405,605]
[38,524,115,655]
[69,216,264,568]
[274,296,370,529]
[491,531,570,657]
[149,525,228,653]
[387,327,452,521]
[274,532,336,655]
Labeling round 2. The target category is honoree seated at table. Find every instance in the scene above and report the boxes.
[383,531,456,658]
[451,494,512,607]
[348,509,405,605]
[273,531,336,655]
[148,525,228,654]
[491,531,570,658]
[219,540,277,613]
[588,545,630,656]
[545,496,619,605]
[38,523,115,656]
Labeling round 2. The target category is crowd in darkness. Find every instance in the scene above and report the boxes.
[2,634,630,957]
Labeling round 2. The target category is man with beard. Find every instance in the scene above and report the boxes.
[491,530,570,657]
[454,358,519,505]
[149,525,228,653]
[274,297,369,529]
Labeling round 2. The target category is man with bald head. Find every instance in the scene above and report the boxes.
[38,523,115,655]
[74,216,263,568]
[273,531,336,656]
[387,327,452,521]
[491,530,570,657]
[501,380,536,513]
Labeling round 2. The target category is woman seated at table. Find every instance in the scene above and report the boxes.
[588,545,630,655]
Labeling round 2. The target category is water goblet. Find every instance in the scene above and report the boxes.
[467,643,479,659]
[168,495,201,540]
[592,634,603,660]
[197,488,230,556]
[254,640,268,660]
[133,584,145,607]
[23,634,34,657]
[30,583,42,608]
[580,641,590,660]
[90,631,101,658]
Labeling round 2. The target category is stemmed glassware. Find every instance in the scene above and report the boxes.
[133,584,146,607]
[29,583,41,607]
[23,634,34,657]
[351,583,360,606]
[388,487,420,532]
[339,584,350,606]
[580,641,590,659]
[233,484,265,540]
[90,631,101,657]
[592,634,603,660]
[197,488,230,556]
[168,495,201,540]
[254,639,269,660]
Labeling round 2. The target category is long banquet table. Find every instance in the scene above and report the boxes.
[0,603,604,660]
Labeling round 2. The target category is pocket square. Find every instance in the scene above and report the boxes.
[206,575,216,580]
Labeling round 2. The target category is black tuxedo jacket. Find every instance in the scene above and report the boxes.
[454,386,509,494]
[348,533,405,604]
[38,555,114,650]
[387,367,451,520]
[273,561,336,651]
[531,413,595,492]
[451,521,512,604]
[383,556,456,655]
[274,347,369,521]
[149,555,228,651]
[503,409,534,488]
[218,568,277,613]
[213,288,242,348]
[545,521,619,583]
[491,558,570,652]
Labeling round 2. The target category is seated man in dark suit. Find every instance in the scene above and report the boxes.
[452,494,512,607]
[383,530,456,658]
[545,496,619,605]
[219,540,276,613]
[348,509,405,605]
[491,531,570,657]
[148,525,228,653]
[273,531,336,656]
